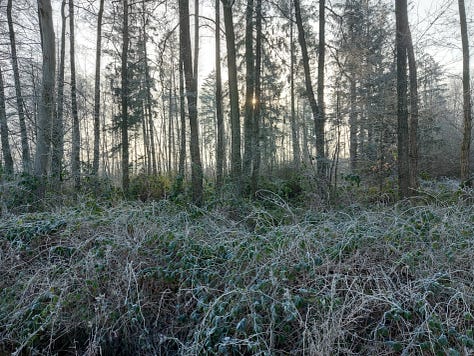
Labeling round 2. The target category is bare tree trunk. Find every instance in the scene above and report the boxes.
[243,0,255,178]
[180,0,203,205]
[92,0,105,175]
[316,0,326,177]
[293,0,321,167]
[178,58,186,181]
[215,0,225,189]
[396,0,409,198]
[290,4,300,169]
[459,0,472,186]
[69,0,81,190]
[121,0,130,195]
[0,66,14,175]
[250,0,262,193]
[35,0,56,181]
[349,78,358,171]
[407,28,419,191]
[51,0,66,181]
[8,0,30,173]
[194,0,199,99]
[222,0,242,190]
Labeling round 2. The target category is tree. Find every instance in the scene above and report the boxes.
[316,0,326,177]
[222,0,242,189]
[35,0,56,180]
[407,28,419,190]
[243,0,255,178]
[7,0,30,173]
[459,0,472,186]
[396,0,409,198]
[70,0,81,189]
[179,0,203,205]
[0,65,14,175]
[289,1,300,168]
[121,0,130,195]
[215,0,225,189]
[51,0,67,181]
[293,0,322,173]
[93,0,105,175]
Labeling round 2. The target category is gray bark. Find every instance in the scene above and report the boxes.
[407,28,419,191]
[316,0,326,176]
[459,0,472,185]
[70,0,81,190]
[35,0,56,179]
[180,0,203,205]
[122,0,130,194]
[0,66,14,175]
[7,0,30,173]
[293,0,321,167]
[93,0,105,175]
[51,0,66,181]
[222,0,242,188]
[396,0,409,198]
[243,0,255,178]
[215,0,225,188]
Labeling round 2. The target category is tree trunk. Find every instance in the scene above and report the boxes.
[215,0,225,188]
[316,0,326,176]
[92,0,105,175]
[243,0,255,178]
[396,0,409,198]
[250,0,262,193]
[0,66,14,175]
[178,58,186,181]
[35,0,56,180]
[121,0,130,195]
[222,0,242,189]
[51,0,66,181]
[349,77,358,171]
[459,0,472,186]
[407,28,419,191]
[69,0,81,190]
[180,0,203,205]
[290,5,300,169]
[8,0,31,173]
[293,0,321,167]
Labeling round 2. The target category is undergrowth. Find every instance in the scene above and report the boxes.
[0,192,473,355]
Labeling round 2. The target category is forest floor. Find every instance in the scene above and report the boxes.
[0,180,473,355]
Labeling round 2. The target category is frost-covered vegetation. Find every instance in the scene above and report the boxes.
[0,181,473,355]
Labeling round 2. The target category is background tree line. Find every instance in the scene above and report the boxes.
[0,0,472,205]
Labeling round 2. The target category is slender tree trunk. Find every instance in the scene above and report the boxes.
[396,0,409,198]
[0,66,14,175]
[8,0,30,173]
[243,0,255,178]
[121,0,130,195]
[180,0,203,205]
[222,0,242,189]
[250,0,262,193]
[316,0,326,176]
[194,0,199,99]
[51,0,66,181]
[69,0,81,190]
[459,0,472,186]
[35,0,56,180]
[178,58,186,181]
[349,78,358,171]
[290,5,300,169]
[92,0,105,175]
[215,0,225,188]
[293,0,321,167]
[407,28,419,191]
